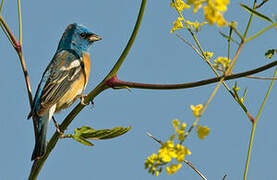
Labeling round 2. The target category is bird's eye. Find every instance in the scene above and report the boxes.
[80,33,86,38]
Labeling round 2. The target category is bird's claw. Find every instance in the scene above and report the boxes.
[78,94,94,108]
[52,117,64,138]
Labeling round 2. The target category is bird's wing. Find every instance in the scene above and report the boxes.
[30,50,84,117]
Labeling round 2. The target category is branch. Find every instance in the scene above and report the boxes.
[0,10,34,125]
[107,60,277,90]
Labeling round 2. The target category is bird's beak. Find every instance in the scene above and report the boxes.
[88,33,102,42]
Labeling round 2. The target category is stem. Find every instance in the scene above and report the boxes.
[243,0,256,40]
[17,0,22,45]
[255,0,268,9]
[184,160,208,180]
[106,0,146,79]
[0,0,4,13]
[17,51,33,107]
[0,21,14,46]
[243,67,277,180]
[184,77,224,140]
[245,23,277,42]
[176,33,203,59]
[0,11,33,122]
[0,15,20,50]
[233,26,244,41]
[110,60,277,90]
[227,25,233,60]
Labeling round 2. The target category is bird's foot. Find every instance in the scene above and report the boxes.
[78,94,94,108]
[52,117,64,138]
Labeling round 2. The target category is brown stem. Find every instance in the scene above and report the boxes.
[17,51,33,107]
[0,15,21,51]
[0,15,35,132]
[107,60,277,90]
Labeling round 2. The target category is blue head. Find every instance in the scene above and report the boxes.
[57,23,101,56]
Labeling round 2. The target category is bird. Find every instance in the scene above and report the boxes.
[28,23,101,161]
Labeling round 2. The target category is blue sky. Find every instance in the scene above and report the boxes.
[1,0,277,179]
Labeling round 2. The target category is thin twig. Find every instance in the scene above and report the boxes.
[184,160,208,180]
[255,0,268,9]
[146,132,163,144]
[246,75,277,80]
[0,0,4,13]
[0,10,34,125]
[175,33,204,59]
[17,0,22,45]
[244,67,277,180]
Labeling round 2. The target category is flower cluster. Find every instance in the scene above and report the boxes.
[187,0,229,26]
[145,119,191,176]
[145,140,191,176]
[145,114,210,176]
[214,56,231,71]
[203,0,229,27]
[170,0,190,13]
[170,0,229,32]
[171,17,185,33]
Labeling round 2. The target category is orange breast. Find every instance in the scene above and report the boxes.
[83,53,91,86]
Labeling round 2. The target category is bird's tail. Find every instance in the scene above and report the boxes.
[31,114,50,161]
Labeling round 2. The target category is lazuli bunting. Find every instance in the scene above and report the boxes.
[28,23,101,160]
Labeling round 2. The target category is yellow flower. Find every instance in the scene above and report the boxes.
[214,56,230,70]
[171,17,184,33]
[172,119,180,129]
[185,146,191,155]
[175,144,191,162]
[158,141,177,162]
[215,0,229,12]
[216,13,228,27]
[203,0,228,27]
[197,125,210,139]
[166,164,182,175]
[190,104,203,117]
[145,153,158,169]
[170,0,190,13]
[240,97,244,103]
[185,20,207,32]
[187,0,205,13]
[204,51,214,59]
[180,122,187,130]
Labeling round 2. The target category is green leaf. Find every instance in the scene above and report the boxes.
[240,3,273,23]
[72,136,94,146]
[265,49,277,59]
[80,126,132,140]
[66,126,131,146]
[219,31,239,44]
